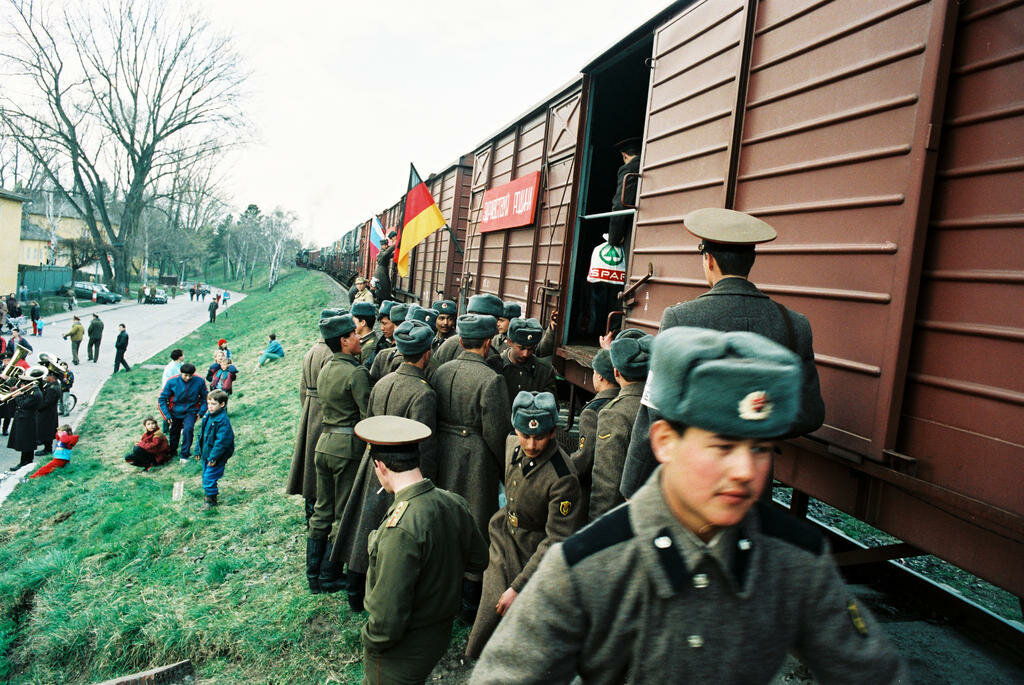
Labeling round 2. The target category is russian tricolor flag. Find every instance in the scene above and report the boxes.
[369,215,387,261]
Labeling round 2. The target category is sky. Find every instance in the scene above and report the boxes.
[202,0,674,247]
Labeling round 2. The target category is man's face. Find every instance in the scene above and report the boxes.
[380,317,395,339]
[509,342,533,364]
[516,428,554,459]
[356,281,366,291]
[496,317,510,334]
[342,332,362,356]
[651,423,772,539]
[181,372,194,382]
[435,313,454,335]
[207,396,224,414]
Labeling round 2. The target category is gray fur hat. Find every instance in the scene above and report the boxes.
[319,314,356,340]
[457,314,498,340]
[467,293,504,318]
[512,391,558,435]
[609,334,653,378]
[508,318,544,347]
[394,320,434,356]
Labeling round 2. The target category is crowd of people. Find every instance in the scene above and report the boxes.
[283,208,905,684]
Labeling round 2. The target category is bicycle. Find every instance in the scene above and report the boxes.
[58,390,77,416]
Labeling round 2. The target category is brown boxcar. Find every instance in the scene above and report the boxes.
[413,155,473,304]
[609,0,1022,596]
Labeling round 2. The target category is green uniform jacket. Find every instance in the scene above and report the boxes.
[359,330,380,369]
[87,318,103,340]
[363,478,488,653]
[491,331,510,355]
[286,341,333,498]
[589,381,645,522]
[432,350,512,538]
[432,335,503,373]
[332,363,438,574]
[466,437,582,658]
[499,349,558,407]
[471,469,906,684]
[314,352,370,460]
[369,346,402,383]
[568,387,619,521]
[432,329,455,352]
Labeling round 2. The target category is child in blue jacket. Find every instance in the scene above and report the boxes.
[196,389,235,508]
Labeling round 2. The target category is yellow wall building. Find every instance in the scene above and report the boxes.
[1,189,30,294]
[20,221,52,267]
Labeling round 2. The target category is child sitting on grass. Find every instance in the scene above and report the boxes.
[30,424,79,478]
[124,417,171,471]
[197,389,235,509]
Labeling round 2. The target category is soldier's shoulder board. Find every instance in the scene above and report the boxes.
[563,505,634,567]
[386,500,409,528]
[755,501,824,555]
[549,450,570,478]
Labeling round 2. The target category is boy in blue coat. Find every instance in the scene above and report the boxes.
[158,363,208,464]
[197,389,235,508]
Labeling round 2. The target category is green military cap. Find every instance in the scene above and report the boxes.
[609,334,653,378]
[591,348,614,381]
[432,299,457,316]
[355,276,369,284]
[467,293,504,318]
[512,391,558,435]
[684,207,776,245]
[394,320,434,355]
[457,314,497,339]
[389,303,411,324]
[351,301,376,318]
[507,317,544,347]
[356,415,431,456]
[616,327,649,341]
[387,229,398,239]
[649,327,800,438]
[320,308,345,319]
[502,301,522,319]
[408,306,437,332]
[319,314,356,340]
[378,300,396,319]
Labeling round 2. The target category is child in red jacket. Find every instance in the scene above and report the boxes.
[30,425,78,478]
[124,417,171,471]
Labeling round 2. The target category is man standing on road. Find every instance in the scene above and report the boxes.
[87,313,103,363]
[113,323,131,374]
[208,298,218,323]
[62,316,84,365]
[158,362,208,463]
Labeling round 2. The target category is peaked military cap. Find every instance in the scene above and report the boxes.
[613,136,642,153]
[609,334,653,378]
[378,300,396,319]
[467,293,504,318]
[591,348,614,382]
[684,207,776,245]
[650,327,800,438]
[389,303,411,324]
[502,301,523,320]
[512,391,558,435]
[508,317,544,347]
[457,314,497,339]
[320,308,345,320]
[432,299,457,316]
[356,415,431,445]
[394,320,434,355]
[407,306,438,332]
[319,314,356,340]
[351,301,376,318]
[355,276,369,284]
[616,327,649,341]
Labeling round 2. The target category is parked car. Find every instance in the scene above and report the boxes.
[68,281,122,304]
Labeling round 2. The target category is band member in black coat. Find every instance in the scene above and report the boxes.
[35,371,61,455]
[7,367,44,471]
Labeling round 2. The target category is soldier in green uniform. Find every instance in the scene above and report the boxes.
[352,302,380,369]
[360,415,488,685]
[491,301,522,354]
[498,318,557,407]
[407,305,438,332]
[569,348,618,521]
[472,327,906,684]
[589,334,652,521]
[369,303,410,382]
[375,300,397,355]
[431,299,457,351]
[432,294,505,371]
[466,391,582,659]
[287,308,345,526]
[306,314,370,594]
[333,320,438,613]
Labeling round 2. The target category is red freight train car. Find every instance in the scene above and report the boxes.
[414,155,473,304]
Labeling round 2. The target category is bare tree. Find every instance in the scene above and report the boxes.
[0,0,247,291]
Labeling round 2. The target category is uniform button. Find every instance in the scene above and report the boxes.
[512,480,517,487]
[738,539,752,551]
[692,573,709,589]
[688,635,704,649]
[654,535,672,549]
[528,461,534,468]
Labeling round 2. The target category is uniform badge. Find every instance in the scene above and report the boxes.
[738,390,772,421]
[559,500,572,516]
[578,436,585,449]
[528,419,539,429]
[847,600,869,635]
[386,500,409,528]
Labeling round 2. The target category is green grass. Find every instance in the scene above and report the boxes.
[0,269,387,683]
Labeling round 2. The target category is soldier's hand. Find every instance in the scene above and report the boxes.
[598,331,613,350]
[548,310,559,330]
[495,587,519,616]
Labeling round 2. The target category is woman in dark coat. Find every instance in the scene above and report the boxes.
[35,373,61,455]
[7,369,44,470]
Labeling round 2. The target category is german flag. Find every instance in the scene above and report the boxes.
[396,164,446,277]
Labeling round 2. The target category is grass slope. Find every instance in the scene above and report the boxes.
[0,269,380,683]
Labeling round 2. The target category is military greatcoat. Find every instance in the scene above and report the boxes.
[308,352,370,541]
[620,276,826,499]
[432,329,455,352]
[363,479,488,685]
[332,363,437,574]
[569,386,619,521]
[432,335,503,373]
[471,469,905,685]
[498,349,558,408]
[491,331,510,355]
[432,350,512,538]
[286,341,333,499]
[369,346,403,383]
[589,381,645,522]
[466,437,582,658]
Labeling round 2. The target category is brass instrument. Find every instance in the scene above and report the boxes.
[0,344,31,392]
[36,352,69,383]
[0,364,46,405]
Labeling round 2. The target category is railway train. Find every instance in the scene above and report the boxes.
[298,0,1023,603]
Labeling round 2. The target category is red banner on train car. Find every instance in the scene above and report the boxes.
[478,171,541,233]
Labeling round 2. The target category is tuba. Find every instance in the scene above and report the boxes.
[0,344,30,392]
[36,352,69,384]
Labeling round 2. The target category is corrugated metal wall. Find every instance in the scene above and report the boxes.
[413,156,472,305]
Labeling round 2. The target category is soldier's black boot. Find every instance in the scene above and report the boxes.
[317,541,347,594]
[304,498,315,529]
[346,571,366,613]
[459,578,482,626]
[306,538,325,594]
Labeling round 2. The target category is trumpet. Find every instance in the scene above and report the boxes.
[0,364,45,405]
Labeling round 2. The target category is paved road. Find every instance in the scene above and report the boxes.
[1,291,244,493]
